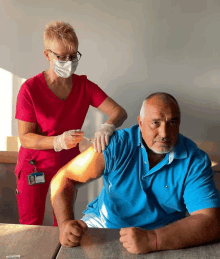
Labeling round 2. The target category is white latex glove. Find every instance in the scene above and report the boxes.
[94,123,116,153]
[53,129,84,152]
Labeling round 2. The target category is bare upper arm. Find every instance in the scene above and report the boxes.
[59,146,105,183]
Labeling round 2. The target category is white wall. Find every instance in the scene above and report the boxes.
[1,0,220,223]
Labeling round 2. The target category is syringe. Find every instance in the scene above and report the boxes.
[83,136,94,144]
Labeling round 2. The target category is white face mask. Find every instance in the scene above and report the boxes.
[53,59,78,78]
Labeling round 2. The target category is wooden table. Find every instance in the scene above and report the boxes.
[1,225,220,259]
[56,228,220,259]
[0,223,60,259]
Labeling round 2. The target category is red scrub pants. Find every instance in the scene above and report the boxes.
[16,168,58,226]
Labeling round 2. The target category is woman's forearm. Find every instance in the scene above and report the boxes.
[105,106,127,128]
[19,133,55,150]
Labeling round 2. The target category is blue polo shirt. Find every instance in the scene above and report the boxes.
[82,124,220,229]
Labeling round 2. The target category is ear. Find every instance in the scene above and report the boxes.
[137,116,142,128]
[44,49,50,61]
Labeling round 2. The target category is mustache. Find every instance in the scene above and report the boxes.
[155,137,172,142]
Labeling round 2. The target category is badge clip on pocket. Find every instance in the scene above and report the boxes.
[28,159,45,185]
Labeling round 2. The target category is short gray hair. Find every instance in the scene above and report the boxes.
[140,92,180,120]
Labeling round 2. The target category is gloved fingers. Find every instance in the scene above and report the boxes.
[97,135,102,153]
[69,129,84,136]
[67,130,72,136]
[102,134,109,148]
[94,134,102,153]
[71,134,84,143]
[101,134,106,151]
[73,133,84,140]
[54,130,84,151]
[62,132,81,150]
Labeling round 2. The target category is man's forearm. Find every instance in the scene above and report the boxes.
[51,172,76,227]
[50,147,105,227]
[155,211,220,251]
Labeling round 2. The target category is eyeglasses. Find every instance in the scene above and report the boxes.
[47,49,82,62]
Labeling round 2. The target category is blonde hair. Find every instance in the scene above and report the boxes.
[43,21,78,51]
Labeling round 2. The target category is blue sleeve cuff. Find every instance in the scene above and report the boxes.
[187,198,220,214]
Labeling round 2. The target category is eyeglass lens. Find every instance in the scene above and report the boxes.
[49,50,81,61]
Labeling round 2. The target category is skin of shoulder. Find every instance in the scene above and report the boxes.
[57,146,105,183]
[50,146,105,201]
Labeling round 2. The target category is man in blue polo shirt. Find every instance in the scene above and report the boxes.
[51,92,220,254]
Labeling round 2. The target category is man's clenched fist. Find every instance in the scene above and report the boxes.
[119,227,157,254]
[59,219,88,247]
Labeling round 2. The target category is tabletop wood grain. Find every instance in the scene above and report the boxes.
[0,223,60,259]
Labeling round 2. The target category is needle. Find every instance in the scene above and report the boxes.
[83,136,94,144]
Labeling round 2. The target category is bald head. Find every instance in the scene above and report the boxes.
[140,93,180,121]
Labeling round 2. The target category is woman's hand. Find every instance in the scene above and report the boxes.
[54,130,84,152]
[94,123,116,153]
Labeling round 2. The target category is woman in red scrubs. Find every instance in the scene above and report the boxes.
[15,21,127,226]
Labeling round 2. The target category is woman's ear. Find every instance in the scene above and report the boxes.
[44,49,50,61]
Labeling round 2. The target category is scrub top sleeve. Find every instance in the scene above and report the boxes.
[183,153,220,214]
[86,79,108,108]
[15,82,37,123]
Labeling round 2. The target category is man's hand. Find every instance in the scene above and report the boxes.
[59,219,88,247]
[119,227,156,254]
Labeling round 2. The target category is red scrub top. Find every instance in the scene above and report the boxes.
[15,72,108,174]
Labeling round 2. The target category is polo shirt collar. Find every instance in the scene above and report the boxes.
[173,133,188,160]
[137,126,187,163]
[166,134,188,164]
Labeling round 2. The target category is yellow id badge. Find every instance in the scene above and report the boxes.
[28,172,45,185]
